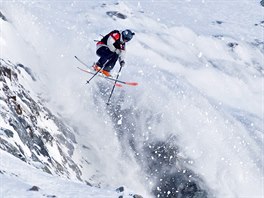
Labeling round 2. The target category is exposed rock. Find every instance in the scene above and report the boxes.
[0,11,7,21]
[255,20,264,28]
[85,180,92,186]
[43,194,57,198]
[212,20,224,25]
[106,11,127,20]
[227,42,239,48]
[143,139,208,198]
[28,186,40,191]
[252,39,264,52]
[0,59,82,182]
[132,195,143,198]
[116,186,124,193]
[17,63,36,81]
[260,0,264,7]
[107,97,211,198]
[2,128,14,138]
[0,66,12,81]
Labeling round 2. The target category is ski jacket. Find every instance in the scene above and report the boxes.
[96,30,126,63]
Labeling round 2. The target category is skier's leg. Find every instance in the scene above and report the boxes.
[96,47,115,68]
[103,53,119,72]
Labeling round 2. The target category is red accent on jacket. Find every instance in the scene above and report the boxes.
[110,32,120,41]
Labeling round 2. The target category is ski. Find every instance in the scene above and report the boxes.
[77,67,138,86]
[74,56,89,67]
[75,56,138,86]
[77,67,123,87]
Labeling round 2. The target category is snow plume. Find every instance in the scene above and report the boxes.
[1,1,264,198]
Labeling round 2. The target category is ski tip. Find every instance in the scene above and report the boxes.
[125,82,138,86]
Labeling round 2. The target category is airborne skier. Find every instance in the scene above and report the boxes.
[93,29,135,77]
[75,29,136,105]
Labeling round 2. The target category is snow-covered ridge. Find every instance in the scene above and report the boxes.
[0,59,81,180]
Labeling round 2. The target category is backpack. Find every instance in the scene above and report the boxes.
[100,30,120,44]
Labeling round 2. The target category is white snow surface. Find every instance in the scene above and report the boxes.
[0,0,263,198]
[0,149,126,198]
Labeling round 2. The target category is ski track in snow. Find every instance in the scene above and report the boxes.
[0,1,263,197]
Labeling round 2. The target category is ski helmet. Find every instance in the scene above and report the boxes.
[121,29,135,42]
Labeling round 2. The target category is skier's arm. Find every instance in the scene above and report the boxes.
[119,50,126,66]
[107,36,117,52]
[106,32,126,65]
[106,31,123,52]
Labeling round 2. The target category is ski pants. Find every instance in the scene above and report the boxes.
[96,46,119,72]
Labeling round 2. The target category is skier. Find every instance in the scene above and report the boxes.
[93,29,135,77]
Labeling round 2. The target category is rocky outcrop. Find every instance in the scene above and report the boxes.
[0,11,7,21]
[0,59,81,180]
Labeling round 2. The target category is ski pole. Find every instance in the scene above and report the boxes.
[86,64,106,84]
[74,56,106,83]
[86,54,115,84]
[106,64,124,105]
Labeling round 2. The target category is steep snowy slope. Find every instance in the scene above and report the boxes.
[1,1,263,198]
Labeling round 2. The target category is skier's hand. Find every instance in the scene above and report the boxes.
[120,60,125,67]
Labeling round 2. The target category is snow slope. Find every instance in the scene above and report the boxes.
[1,0,263,197]
[0,149,128,198]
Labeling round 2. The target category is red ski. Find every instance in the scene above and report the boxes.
[77,66,138,87]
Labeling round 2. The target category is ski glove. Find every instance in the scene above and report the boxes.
[120,60,125,67]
